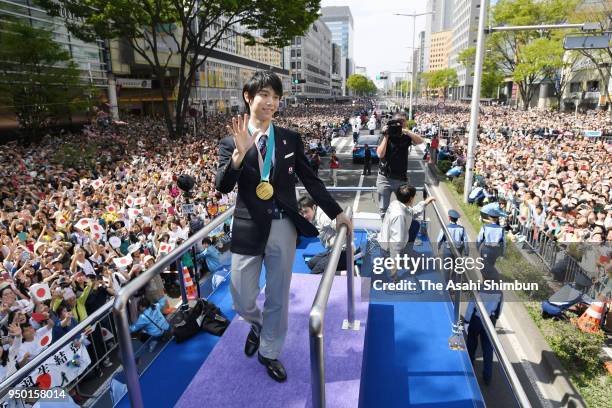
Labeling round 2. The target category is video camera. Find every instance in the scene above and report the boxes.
[386,119,403,140]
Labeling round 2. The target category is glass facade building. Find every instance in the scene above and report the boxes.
[0,0,107,86]
[320,6,354,94]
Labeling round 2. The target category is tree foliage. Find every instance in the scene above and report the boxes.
[37,0,322,138]
[457,47,505,99]
[423,68,458,100]
[347,74,377,96]
[490,0,579,109]
[0,20,93,144]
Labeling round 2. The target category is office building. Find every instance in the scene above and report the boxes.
[449,0,481,99]
[331,43,343,96]
[424,0,454,71]
[417,31,426,74]
[321,6,354,94]
[289,19,333,100]
[429,30,453,71]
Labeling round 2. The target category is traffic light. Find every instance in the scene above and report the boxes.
[293,78,306,84]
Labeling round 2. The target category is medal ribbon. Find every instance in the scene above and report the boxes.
[249,123,275,182]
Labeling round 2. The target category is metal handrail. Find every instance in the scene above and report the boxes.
[309,206,354,408]
[113,207,234,408]
[296,186,423,192]
[424,185,531,407]
[0,301,114,395]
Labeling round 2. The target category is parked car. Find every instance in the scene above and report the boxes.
[352,134,379,164]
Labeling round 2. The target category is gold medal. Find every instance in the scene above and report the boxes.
[256,181,274,200]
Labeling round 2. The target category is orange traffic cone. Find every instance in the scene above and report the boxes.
[182,266,198,300]
[574,301,605,333]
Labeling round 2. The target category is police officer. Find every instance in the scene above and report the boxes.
[376,112,425,217]
[464,290,503,386]
[476,206,507,279]
[436,209,469,282]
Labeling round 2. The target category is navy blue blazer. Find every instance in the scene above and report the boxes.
[215,124,343,255]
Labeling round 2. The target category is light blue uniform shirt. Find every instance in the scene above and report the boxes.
[129,297,170,337]
[465,291,503,321]
[196,246,222,273]
[477,223,506,257]
[437,222,469,255]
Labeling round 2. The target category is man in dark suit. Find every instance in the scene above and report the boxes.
[215,71,351,383]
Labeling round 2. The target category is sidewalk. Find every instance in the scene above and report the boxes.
[426,170,587,408]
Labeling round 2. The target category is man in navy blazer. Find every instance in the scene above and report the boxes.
[215,71,351,382]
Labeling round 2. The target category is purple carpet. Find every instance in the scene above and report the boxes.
[175,274,369,408]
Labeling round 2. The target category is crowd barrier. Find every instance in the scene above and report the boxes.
[504,206,609,300]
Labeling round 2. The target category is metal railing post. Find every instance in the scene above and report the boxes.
[112,209,234,408]
[309,206,352,406]
[113,304,144,408]
[177,259,189,310]
[344,214,356,329]
[424,185,530,407]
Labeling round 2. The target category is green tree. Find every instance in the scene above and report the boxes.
[0,21,93,144]
[491,0,579,110]
[37,0,321,139]
[393,80,411,95]
[457,47,505,99]
[366,79,378,95]
[427,68,458,100]
[346,74,370,95]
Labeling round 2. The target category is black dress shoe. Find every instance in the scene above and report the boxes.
[257,353,287,382]
[244,326,260,357]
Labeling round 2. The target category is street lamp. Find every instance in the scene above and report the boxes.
[394,11,434,119]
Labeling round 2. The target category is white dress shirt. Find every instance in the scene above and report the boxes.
[312,207,336,249]
[377,199,425,257]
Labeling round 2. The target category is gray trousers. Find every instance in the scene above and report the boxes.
[376,172,406,216]
[230,218,297,359]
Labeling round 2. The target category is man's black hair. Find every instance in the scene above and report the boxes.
[242,71,283,114]
[395,184,417,204]
[298,195,316,210]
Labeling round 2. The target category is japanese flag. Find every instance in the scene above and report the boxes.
[91,223,104,234]
[125,196,135,207]
[128,208,142,219]
[134,197,146,207]
[30,283,51,301]
[107,204,117,213]
[158,243,174,254]
[92,231,106,242]
[92,178,104,190]
[101,327,114,342]
[75,218,93,231]
[39,331,53,348]
[113,254,133,268]
[56,216,68,229]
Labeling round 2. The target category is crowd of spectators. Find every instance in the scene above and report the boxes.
[0,101,366,384]
[414,101,612,246]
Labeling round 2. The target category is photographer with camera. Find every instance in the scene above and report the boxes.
[376,112,425,217]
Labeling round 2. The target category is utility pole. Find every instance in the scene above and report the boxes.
[395,11,433,119]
